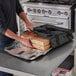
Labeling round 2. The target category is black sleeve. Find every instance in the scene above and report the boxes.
[16,0,24,15]
[0,6,8,35]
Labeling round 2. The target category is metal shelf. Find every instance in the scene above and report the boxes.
[0,37,75,76]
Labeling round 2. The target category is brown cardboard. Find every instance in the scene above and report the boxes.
[30,36,50,46]
[21,31,51,51]
[32,43,51,51]
[21,31,38,39]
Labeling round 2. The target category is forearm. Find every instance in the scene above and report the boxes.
[5,29,23,41]
[18,12,30,24]
[18,12,34,31]
[4,29,33,48]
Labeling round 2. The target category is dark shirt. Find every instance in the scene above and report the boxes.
[0,0,23,40]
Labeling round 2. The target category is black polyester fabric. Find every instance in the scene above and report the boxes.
[0,0,23,40]
[33,24,73,48]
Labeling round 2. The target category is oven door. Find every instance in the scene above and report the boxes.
[28,15,71,29]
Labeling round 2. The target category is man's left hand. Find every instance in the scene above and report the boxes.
[26,22,34,31]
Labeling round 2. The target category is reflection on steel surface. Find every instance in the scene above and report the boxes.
[4,41,52,60]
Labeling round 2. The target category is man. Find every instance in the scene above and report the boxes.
[0,0,33,75]
[0,0,33,48]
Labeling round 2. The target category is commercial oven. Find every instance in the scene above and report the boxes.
[4,0,76,60]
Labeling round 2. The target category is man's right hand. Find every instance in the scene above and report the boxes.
[5,29,33,48]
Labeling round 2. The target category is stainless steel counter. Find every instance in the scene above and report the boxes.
[0,37,75,76]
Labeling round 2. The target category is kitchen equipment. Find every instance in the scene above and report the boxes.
[4,1,75,60]
[17,1,76,36]
[4,25,73,60]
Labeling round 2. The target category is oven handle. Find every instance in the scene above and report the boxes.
[31,19,63,25]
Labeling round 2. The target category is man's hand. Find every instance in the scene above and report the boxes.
[26,22,34,31]
[5,29,33,48]
[18,12,34,31]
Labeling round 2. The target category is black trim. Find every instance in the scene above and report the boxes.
[70,4,76,32]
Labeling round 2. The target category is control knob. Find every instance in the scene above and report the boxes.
[64,12,68,16]
[27,8,32,12]
[37,9,41,13]
[48,10,52,15]
[57,11,61,15]
[42,9,46,14]
[33,9,36,13]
